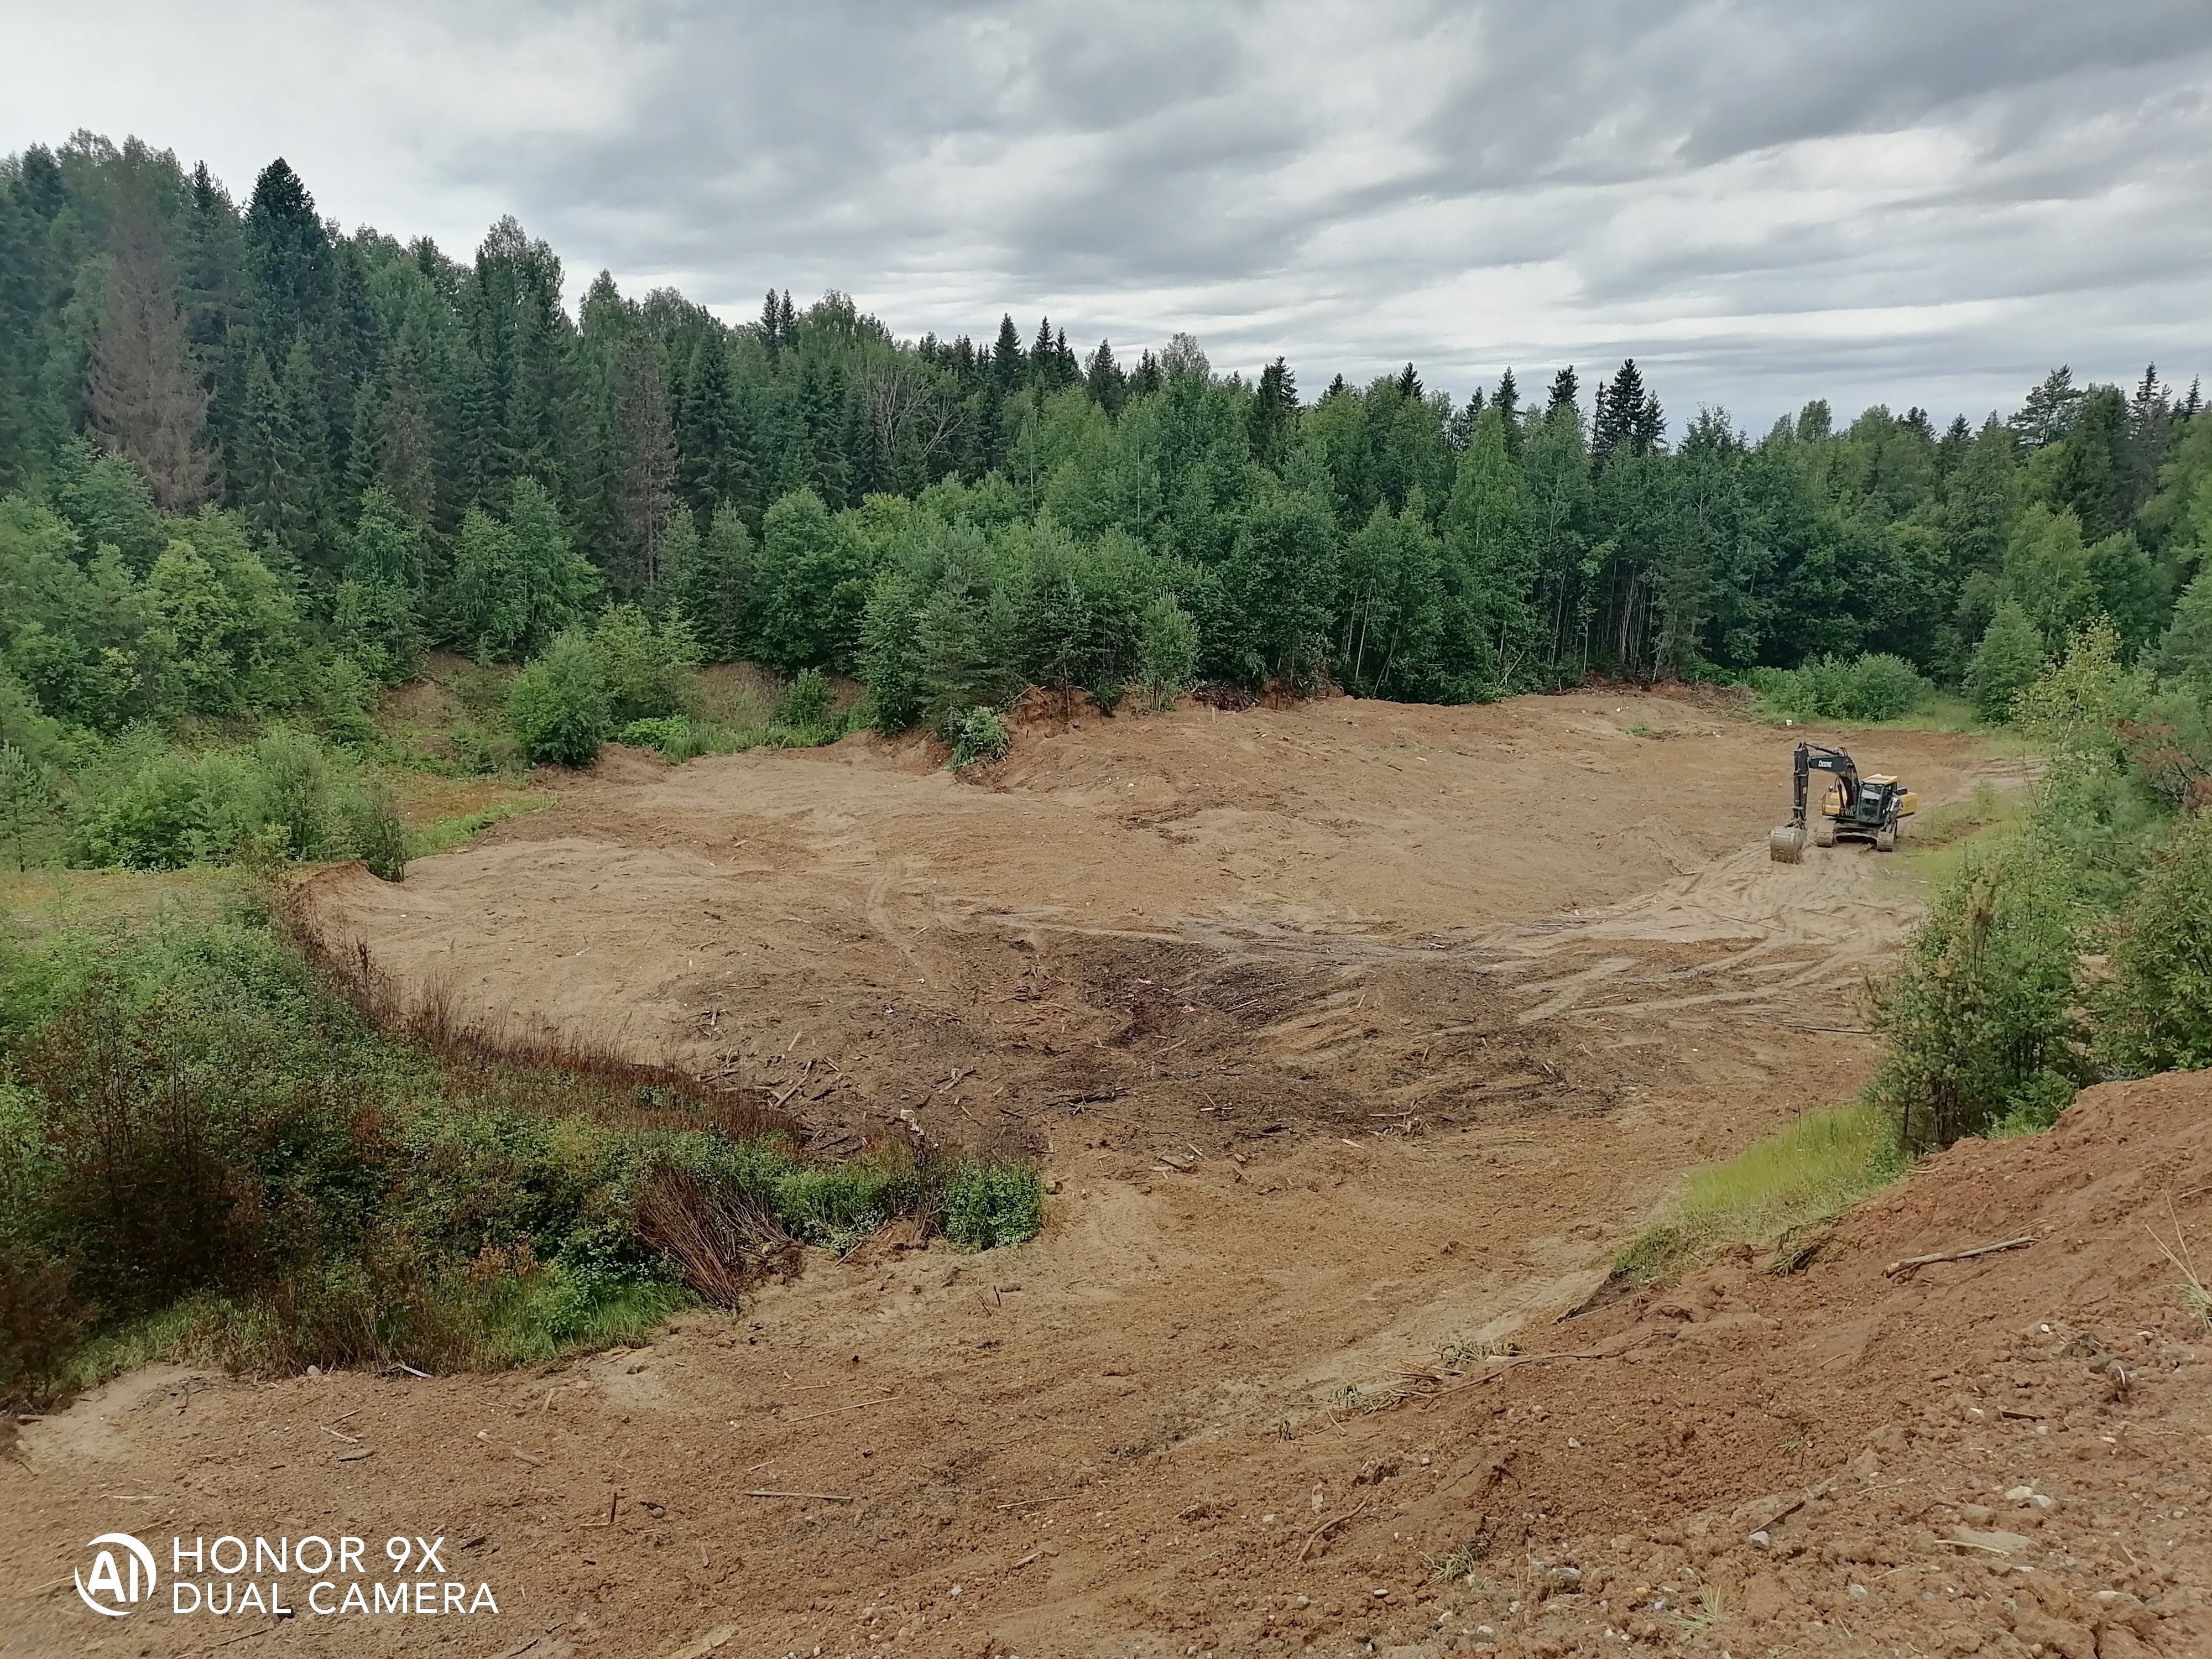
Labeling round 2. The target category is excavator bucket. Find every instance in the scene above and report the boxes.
[1768,824,1807,864]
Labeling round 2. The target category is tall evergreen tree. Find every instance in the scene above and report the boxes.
[1249,357,1297,463]
[1546,367,1579,420]
[278,334,333,566]
[1084,338,1126,416]
[241,158,330,356]
[610,335,677,594]
[234,348,309,556]
[84,194,213,509]
[676,336,748,521]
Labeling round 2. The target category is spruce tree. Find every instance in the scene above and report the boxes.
[236,347,309,556]
[993,315,1026,393]
[677,337,748,520]
[1494,368,1521,455]
[676,504,754,662]
[1441,407,1538,693]
[1546,367,1579,420]
[1030,317,1056,389]
[1085,339,1126,415]
[611,335,677,594]
[84,196,215,509]
[1250,357,1297,463]
[1594,361,1646,461]
[242,158,331,354]
[279,334,333,567]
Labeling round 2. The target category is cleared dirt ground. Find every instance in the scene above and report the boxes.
[17,690,2203,1659]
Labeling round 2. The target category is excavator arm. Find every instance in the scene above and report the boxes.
[1771,742,1858,863]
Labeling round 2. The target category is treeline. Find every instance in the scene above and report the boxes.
[4,132,2212,765]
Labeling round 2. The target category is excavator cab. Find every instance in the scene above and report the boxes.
[1769,743,1916,863]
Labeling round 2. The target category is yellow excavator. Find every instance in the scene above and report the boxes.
[1769,742,1917,863]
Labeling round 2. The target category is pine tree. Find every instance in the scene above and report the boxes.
[777,290,796,346]
[2127,364,2172,518]
[759,289,782,355]
[2013,367,2083,448]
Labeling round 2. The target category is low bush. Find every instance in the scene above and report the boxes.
[1751,652,1931,723]
[509,629,610,767]
[949,707,1009,769]
[1864,840,2088,1154]
[2097,808,2212,1075]
[777,667,834,732]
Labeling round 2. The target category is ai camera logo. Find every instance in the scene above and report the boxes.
[76,1532,158,1616]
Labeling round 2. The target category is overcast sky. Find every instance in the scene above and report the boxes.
[7,1,2210,431]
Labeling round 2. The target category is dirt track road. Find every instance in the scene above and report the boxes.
[7,691,2055,1659]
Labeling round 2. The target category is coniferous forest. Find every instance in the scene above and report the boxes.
[3,133,2211,873]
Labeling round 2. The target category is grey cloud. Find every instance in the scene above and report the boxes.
[10,0,2209,427]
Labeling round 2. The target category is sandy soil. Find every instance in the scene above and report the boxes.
[15,690,2190,1659]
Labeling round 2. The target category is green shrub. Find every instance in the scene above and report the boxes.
[336,778,408,881]
[71,742,252,869]
[939,1161,1045,1250]
[249,728,336,859]
[1090,679,1127,717]
[316,655,379,748]
[777,667,833,731]
[948,706,1009,769]
[2097,809,2212,1074]
[1753,652,1929,722]
[587,604,698,725]
[509,630,610,768]
[1865,841,2088,1154]
[1138,593,1198,711]
[618,715,692,753]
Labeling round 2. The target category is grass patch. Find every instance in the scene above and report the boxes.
[1612,1100,1902,1286]
[405,796,549,860]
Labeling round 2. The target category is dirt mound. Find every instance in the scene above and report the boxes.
[1282,1069,2212,1657]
